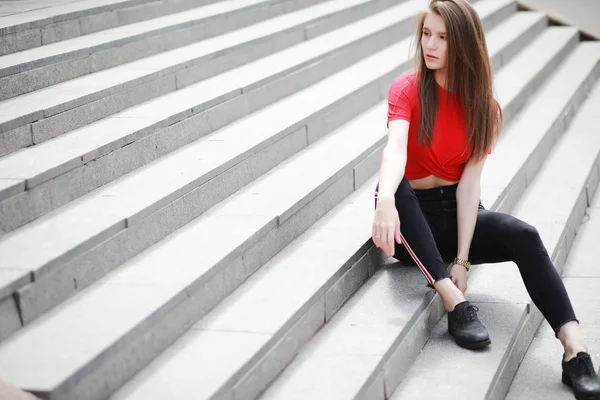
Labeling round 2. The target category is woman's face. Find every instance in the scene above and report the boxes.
[421,11,448,72]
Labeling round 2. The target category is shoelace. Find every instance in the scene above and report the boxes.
[460,305,479,324]
[575,355,597,378]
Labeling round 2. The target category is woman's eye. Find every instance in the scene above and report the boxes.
[440,35,446,40]
[423,31,430,36]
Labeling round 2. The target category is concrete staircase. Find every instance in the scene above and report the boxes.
[0,0,598,399]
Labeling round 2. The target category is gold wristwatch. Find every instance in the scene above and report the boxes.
[453,257,471,271]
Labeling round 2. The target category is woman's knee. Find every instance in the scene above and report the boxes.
[506,218,546,253]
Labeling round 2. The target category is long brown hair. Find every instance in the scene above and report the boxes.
[414,0,502,162]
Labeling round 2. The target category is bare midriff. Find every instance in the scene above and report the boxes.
[408,174,458,190]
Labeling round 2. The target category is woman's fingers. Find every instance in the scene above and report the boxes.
[385,225,395,256]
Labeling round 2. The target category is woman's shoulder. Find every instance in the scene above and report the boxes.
[389,70,418,99]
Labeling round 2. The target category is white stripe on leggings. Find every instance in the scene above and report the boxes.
[398,232,436,285]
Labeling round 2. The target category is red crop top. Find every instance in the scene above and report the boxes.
[387,70,487,182]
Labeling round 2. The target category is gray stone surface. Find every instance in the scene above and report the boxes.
[0,28,41,56]
[512,79,600,251]
[0,24,404,276]
[519,0,600,40]
[0,0,514,236]
[506,275,600,399]
[0,0,528,390]
[0,294,22,342]
[0,0,365,96]
[0,56,92,102]
[0,123,32,157]
[0,193,126,274]
[495,27,579,123]
[111,329,271,400]
[0,267,30,300]
[0,178,24,203]
[0,281,177,393]
[0,96,383,398]
[482,43,600,212]
[390,56,600,400]
[390,303,527,400]
[260,264,432,400]
[488,11,547,68]
[40,18,81,44]
[563,207,600,277]
[232,298,325,400]
[0,0,419,147]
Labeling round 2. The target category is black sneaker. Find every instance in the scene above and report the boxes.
[562,352,600,399]
[447,301,491,350]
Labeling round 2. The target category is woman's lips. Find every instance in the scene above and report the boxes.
[426,54,438,60]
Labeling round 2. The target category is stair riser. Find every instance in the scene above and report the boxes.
[0,0,408,142]
[0,0,230,56]
[230,12,558,397]
[490,13,547,70]
[493,59,600,214]
[10,57,398,332]
[3,0,523,378]
[0,23,413,236]
[502,32,578,123]
[0,2,418,160]
[0,0,225,56]
[0,28,408,241]
[352,41,587,398]
[31,140,383,400]
[485,152,600,400]
[232,243,380,400]
[0,0,328,101]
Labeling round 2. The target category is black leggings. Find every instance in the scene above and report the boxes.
[375,177,578,335]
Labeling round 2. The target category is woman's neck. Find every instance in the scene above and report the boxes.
[434,69,447,90]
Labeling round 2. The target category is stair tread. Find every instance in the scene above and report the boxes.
[0,0,138,33]
[0,0,425,135]
[0,0,270,73]
[0,17,414,294]
[261,265,431,400]
[0,0,423,175]
[0,0,373,77]
[481,42,600,210]
[390,59,600,400]
[256,36,600,400]
[0,267,30,300]
[110,176,377,400]
[506,197,600,400]
[0,96,384,392]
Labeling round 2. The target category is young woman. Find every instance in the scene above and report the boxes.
[372,0,600,397]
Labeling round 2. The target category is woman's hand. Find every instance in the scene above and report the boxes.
[372,195,402,257]
[449,263,468,293]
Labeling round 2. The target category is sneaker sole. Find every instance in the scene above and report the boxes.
[454,337,492,350]
[448,329,492,350]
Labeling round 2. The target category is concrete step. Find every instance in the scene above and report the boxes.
[252,26,588,400]
[109,175,381,400]
[0,0,438,236]
[0,90,387,400]
[244,23,580,399]
[506,190,600,400]
[389,46,600,400]
[0,0,522,236]
[0,0,395,102]
[0,15,416,338]
[0,0,520,341]
[0,0,428,169]
[0,0,431,156]
[0,0,221,56]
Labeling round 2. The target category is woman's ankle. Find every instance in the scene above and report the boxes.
[434,278,465,311]
[558,321,588,360]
